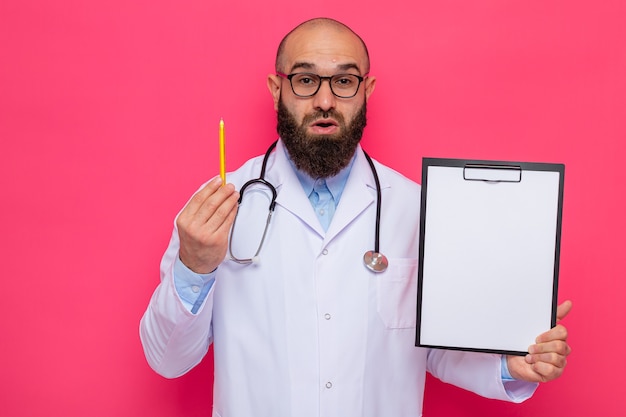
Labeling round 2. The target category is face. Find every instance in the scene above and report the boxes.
[267,23,376,178]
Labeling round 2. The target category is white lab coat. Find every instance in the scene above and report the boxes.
[140,140,535,417]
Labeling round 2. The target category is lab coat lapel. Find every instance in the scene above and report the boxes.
[325,147,384,243]
[268,140,326,236]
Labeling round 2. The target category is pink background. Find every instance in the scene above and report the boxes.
[1,1,624,416]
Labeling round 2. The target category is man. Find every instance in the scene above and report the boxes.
[140,17,571,416]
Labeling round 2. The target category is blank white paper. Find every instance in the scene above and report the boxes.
[418,164,561,354]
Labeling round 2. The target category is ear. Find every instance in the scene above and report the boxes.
[364,76,376,102]
[267,74,282,111]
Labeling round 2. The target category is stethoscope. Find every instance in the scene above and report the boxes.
[228,140,388,273]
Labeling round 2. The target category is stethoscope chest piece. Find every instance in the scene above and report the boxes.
[363,250,388,273]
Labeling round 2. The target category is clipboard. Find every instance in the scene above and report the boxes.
[415,158,565,356]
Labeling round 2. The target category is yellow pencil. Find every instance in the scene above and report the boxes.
[219,118,226,185]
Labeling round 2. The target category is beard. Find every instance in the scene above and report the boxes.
[277,99,367,178]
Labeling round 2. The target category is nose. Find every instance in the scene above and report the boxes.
[311,78,337,111]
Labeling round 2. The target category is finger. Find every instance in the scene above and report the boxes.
[184,177,224,217]
[177,177,223,226]
[195,184,239,231]
[556,299,573,321]
[524,341,572,367]
[213,204,239,243]
[526,350,568,369]
[185,180,237,228]
[535,323,568,344]
[205,190,240,235]
[527,340,570,366]
[530,337,571,356]
[527,360,565,382]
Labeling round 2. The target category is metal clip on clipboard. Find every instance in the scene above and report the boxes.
[463,163,522,183]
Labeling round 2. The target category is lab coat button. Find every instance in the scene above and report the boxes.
[325,382,332,389]
[322,249,328,255]
[191,285,200,293]
[324,313,331,320]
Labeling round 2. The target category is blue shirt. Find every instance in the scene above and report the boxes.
[291,150,355,232]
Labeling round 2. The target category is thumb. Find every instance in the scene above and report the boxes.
[556,300,573,322]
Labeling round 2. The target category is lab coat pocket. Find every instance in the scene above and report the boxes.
[376,258,418,329]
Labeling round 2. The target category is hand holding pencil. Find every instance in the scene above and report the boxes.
[174,118,238,273]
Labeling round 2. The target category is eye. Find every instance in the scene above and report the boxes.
[335,77,353,85]
[293,74,319,86]
[332,75,357,89]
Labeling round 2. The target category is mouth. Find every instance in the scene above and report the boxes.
[309,118,339,135]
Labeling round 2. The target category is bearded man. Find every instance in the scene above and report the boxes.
[140,17,571,417]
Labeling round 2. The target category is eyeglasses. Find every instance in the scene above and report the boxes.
[277,72,366,98]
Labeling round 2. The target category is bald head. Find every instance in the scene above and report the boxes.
[275,18,370,74]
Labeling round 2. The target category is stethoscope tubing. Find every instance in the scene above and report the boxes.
[362,151,382,255]
[229,140,386,271]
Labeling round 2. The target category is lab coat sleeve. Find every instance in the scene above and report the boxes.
[139,226,215,378]
[427,349,538,402]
